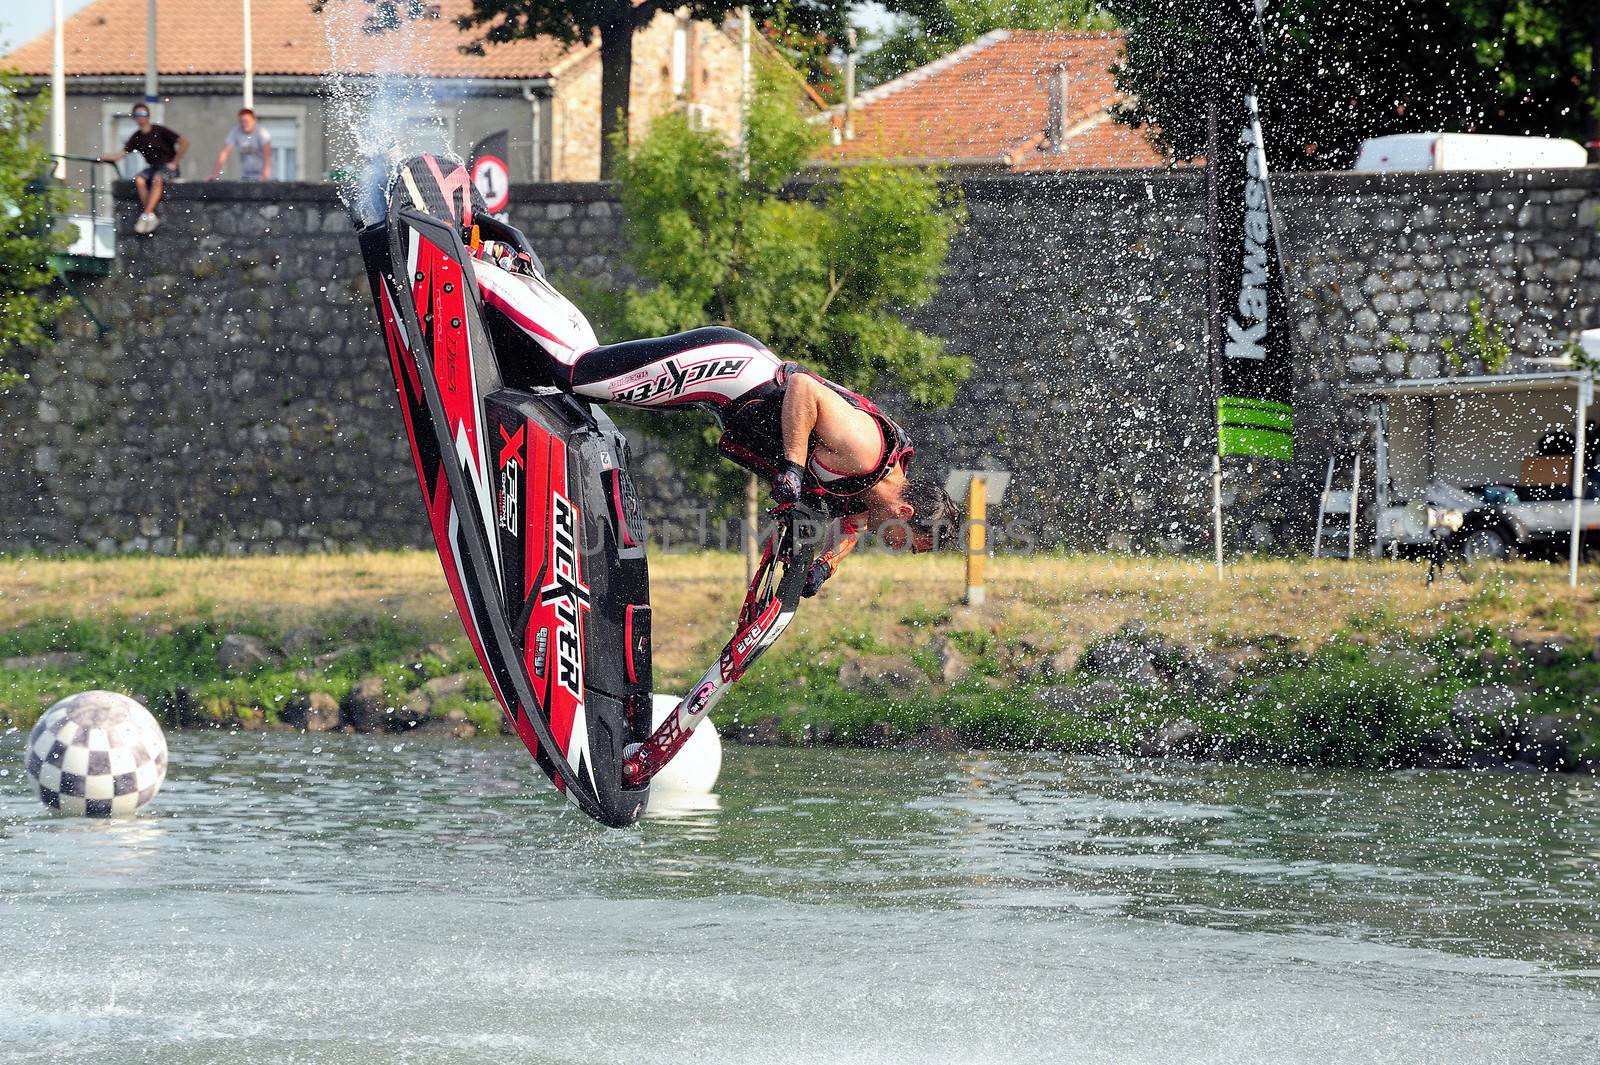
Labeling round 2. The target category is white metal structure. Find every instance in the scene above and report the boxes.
[1352,133,1588,172]
[243,0,254,111]
[1313,452,1361,560]
[52,0,66,179]
[1345,372,1594,586]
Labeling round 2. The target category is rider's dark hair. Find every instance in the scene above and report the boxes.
[904,476,963,549]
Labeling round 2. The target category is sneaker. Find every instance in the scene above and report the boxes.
[145,214,160,233]
[134,213,153,234]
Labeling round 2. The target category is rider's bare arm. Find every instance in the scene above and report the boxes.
[780,374,823,466]
[784,374,886,474]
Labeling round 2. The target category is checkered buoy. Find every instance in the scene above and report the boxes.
[23,691,168,817]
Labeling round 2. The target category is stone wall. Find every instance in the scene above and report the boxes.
[3,166,1597,555]
[887,167,1600,552]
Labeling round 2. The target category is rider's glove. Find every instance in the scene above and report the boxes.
[801,557,834,598]
[771,460,806,506]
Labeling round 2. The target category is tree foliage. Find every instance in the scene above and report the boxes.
[1455,0,1599,144]
[1109,0,1598,170]
[1107,0,1494,170]
[610,64,968,503]
[0,76,69,384]
[859,0,1113,89]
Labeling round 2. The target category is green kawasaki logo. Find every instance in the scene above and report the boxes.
[1218,396,1292,460]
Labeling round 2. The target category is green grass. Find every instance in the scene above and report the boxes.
[1,552,1596,771]
[0,614,478,731]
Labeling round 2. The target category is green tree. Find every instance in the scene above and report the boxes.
[859,0,1114,89]
[1106,0,1491,170]
[1456,0,1599,152]
[327,0,854,177]
[610,63,969,503]
[0,76,69,386]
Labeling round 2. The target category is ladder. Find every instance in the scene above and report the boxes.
[1314,452,1361,560]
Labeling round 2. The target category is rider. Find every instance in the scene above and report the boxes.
[467,231,961,597]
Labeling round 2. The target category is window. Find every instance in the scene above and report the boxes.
[671,25,688,98]
[257,116,301,181]
[396,107,456,157]
[110,115,144,178]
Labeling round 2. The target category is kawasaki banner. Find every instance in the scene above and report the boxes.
[1211,83,1294,460]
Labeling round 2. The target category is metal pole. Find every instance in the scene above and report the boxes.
[1373,401,1389,558]
[843,28,857,140]
[145,0,158,103]
[965,476,987,606]
[243,0,254,111]
[1347,455,1361,561]
[1569,377,1589,587]
[738,8,751,180]
[1205,7,1224,580]
[1211,456,1224,577]
[51,0,66,179]
[744,474,759,582]
[738,6,755,581]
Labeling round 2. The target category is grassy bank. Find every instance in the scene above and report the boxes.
[1,552,1596,770]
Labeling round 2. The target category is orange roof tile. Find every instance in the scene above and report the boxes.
[3,0,580,79]
[819,30,1169,171]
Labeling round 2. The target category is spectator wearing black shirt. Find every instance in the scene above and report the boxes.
[97,104,189,234]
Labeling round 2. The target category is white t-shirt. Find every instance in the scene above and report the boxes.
[225,124,272,180]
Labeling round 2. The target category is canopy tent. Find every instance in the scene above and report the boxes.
[1344,372,1593,585]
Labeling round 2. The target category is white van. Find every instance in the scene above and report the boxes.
[1352,133,1588,172]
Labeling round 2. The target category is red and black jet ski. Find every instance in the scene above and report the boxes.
[358,154,815,826]
[358,155,654,826]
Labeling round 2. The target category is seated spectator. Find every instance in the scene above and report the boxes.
[209,109,272,183]
[97,104,187,234]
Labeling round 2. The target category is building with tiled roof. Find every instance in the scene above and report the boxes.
[817,30,1171,173]
[4,0,753,183]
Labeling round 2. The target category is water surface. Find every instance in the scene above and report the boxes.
[2,732,1595,1064]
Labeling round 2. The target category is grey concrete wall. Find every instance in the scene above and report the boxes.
[4,167,1598,556]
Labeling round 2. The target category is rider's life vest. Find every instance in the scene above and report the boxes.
[715,363,914,519]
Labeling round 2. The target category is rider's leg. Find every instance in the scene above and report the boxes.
[472,253,784,414]
[563,328,784,414]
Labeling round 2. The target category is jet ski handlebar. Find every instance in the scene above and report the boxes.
[621,505,815,788]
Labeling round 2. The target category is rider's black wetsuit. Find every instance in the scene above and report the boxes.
[474,253,914,529]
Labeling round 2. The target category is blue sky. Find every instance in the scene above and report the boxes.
[2,0,99,54]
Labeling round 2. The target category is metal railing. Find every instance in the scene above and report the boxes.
[49,154,121,260]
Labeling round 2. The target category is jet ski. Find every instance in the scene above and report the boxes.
[358,154,652,826]
[356,154,813,826]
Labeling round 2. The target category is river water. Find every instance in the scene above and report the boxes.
[1,732,1595,1064]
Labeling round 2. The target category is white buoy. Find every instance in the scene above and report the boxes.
[23,691,168,817]
[645,692,722,796]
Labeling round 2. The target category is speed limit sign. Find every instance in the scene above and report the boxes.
[471,154,511,214]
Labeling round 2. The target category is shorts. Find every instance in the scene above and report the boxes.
[138,164,179,182]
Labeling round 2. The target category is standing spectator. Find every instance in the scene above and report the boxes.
[97,104,187,234]
[208,108,273,182]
